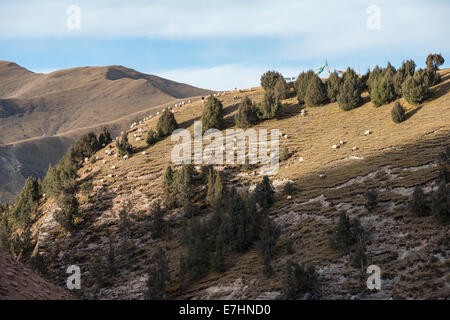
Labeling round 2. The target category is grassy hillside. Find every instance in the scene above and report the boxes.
[21,69,449,300]
[0,61,212,203]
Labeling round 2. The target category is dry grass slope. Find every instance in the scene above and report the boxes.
[29,69,450,300]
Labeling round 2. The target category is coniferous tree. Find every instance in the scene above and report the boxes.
[146,129,159,145]
[253,176,275,208]
[391,101,406,123]
[202,96,224,131]
[296,70,315,104]
[157,109,178,137]
[402,70,430,105]
[145,247,170,299]
[257,91,281,120]
[260,70,284,93]
[305,74,327,106]
[327,71,342,102]
[410,186,429,217]
[116,133,134,156]
[371,71,397,107]
[235,96,258,128]
[337,69,362,111]
[98,127,112,146]
[274,77,289,100]
[365,189,378,213]
[284,261,318,299]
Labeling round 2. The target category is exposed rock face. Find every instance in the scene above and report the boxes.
[0,249,72,300]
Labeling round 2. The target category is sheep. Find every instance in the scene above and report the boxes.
[319,174,327,179]
[111,165,116,170]
[84,157,89,163]
[156,112,160,115]
[142,151,146,155]
[287,195,292,200]
[107,174,113,178]
[136,137,141,142]
[332,144,339,149]
[123,155,128,159]
[352,146,358,151]
[114,154,118,158]
[284,134,289,139]
[364,130,371,136]
[340,140,346,145]
[298,157,304,162]
[102,160,107,164]
[138,128,143,133]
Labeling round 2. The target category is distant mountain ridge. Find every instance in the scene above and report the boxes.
[0,61,212,203]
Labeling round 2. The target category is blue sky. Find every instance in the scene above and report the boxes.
[0,0,449,90]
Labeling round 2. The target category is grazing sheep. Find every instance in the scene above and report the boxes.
[123,155,128,159]
[364,130,371,136]
[284,134,289,139]
[287,195,292,200]
[352,146,358,151]
[340,141,345,145]
[298,157,304,162]
[102,160,107,164]
[319,174,327,179]
[114,154,118,158]
[156,112,160,115]
[99,179,104,183]
[142,151,146,155]
[111,165,116,170]
[332,144,339,149]
[107,174,113,178]
[84,157,89,163]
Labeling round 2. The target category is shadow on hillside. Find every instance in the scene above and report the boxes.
[406,105,423,120]
[430,72,450,100]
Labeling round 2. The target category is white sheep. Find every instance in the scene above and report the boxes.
[340,141,345,145]
[352,146,358,151]
[156,112,160,115]
[298,157,304,162]
[102,160,107,164]
[364,130,371,136]
[332,144,339,149]
[136,137,141,142]
[319,174,327,179]
[142,151,146,155]
[84,157,89,163]
[111,165,116,170]
[287,195,292,200]
[123,155,128,159]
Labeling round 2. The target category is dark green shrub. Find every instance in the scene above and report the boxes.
[150,201,165,239]
[296,70,315,104]
[391,101,406,123]
[365,189,378,213]
[145,247,170,299]
[367,65,382,94]
[257,217,280,277]
[69,132,100,168]
[370,71,397,107]
[410,186,429,216]
[257,92,281,120]
[327,71,342,102]
[395,59,416,95]
[202,96,224,131]
[234,96,258,128]
[402,71,430,105]
[305,74,327,106]
[146,129,159,145]
[260,70,284,93]
[98,127,112,146]
[54,193,79,232]
[283,181,295,195]
[274,77,289,99]
[426,53,444,71]
[337,69,362,111]
[157,109,178,137]
[329,212,356,251]
[431,182,449,221]
[253,176,275,208]
[11,177,40,228]
[284,261,318,299]
[116,133,134,156]
[280,147,290,161]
